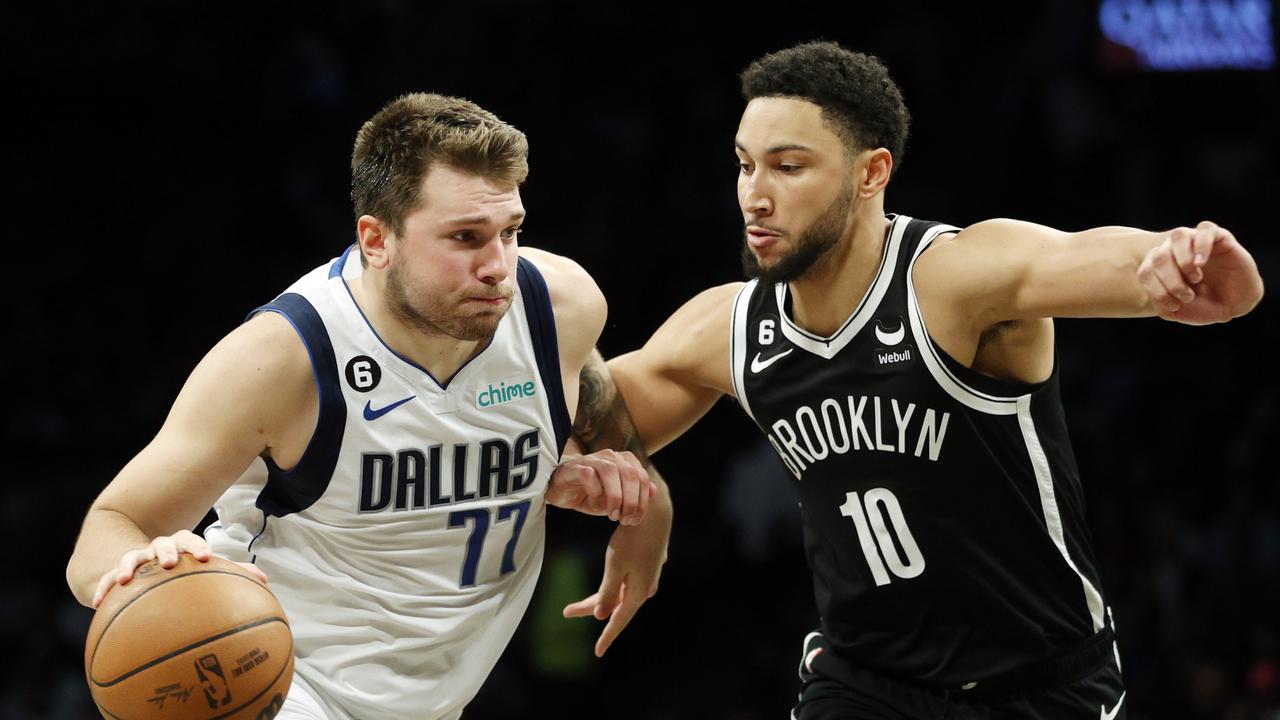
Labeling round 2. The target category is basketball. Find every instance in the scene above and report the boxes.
[84,554,294,720]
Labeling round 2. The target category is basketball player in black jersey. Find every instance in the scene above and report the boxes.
[565,42,1264,718]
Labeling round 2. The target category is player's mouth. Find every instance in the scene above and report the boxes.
[746,225,784,250]
[465,296,510,307]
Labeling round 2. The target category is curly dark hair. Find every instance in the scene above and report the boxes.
[740,41,909,173]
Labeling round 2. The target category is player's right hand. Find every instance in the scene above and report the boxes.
[546,449,655,525]
[1138,221,1264,325]
[91,530,268,608]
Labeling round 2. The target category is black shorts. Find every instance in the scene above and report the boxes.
[792,631,1126,720]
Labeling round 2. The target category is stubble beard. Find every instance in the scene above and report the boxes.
[741,179,855,286]
[385,261,508,342]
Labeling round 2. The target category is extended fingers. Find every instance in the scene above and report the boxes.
[563,592,602,619]
[596,584,645,657]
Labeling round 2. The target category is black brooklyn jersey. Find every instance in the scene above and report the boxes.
[732,215,1111,688]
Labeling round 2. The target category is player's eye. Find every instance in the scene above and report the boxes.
[737,161,754,174]
[779,163,801,173]
[500,227,521,240]
[451,231,476,242]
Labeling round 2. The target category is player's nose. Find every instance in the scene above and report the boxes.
[741,175,773,216]
[475,237,512,285]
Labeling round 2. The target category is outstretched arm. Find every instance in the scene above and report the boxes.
[561,349,672,657]
[558,283,740,656]
[919,218,1263,330]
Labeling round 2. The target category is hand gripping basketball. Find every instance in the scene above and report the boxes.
[92,530,269,608]
[85,553,293,720]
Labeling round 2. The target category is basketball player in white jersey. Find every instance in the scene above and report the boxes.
[567,43,1264,718]
[65,93,671,720]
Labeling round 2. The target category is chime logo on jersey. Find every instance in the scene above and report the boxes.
[358,430,541,512]
[477,379,537,409]
[766,395,951,480]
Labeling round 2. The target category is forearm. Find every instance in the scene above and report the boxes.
[1039,226,1163,318]
[66,507,153,606]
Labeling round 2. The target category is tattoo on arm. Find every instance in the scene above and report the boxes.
[573,349,649,461]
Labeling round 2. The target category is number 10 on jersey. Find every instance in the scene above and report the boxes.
[839,488,925,586]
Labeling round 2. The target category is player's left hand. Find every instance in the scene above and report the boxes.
[563,507,670,657]
[1138,221,1264,325]
[546,449,655,525]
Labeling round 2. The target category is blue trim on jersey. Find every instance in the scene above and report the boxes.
[516,257,572,456]
[246,293,346,518]
[328,244,356,279]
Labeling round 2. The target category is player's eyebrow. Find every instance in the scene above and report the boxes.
[734,141,815,155]
[445,211,526,226]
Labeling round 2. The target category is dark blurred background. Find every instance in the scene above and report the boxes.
[6,0,1278,717]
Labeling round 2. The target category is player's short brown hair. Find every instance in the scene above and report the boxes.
[741,41,910,174]
[350,93,529,237]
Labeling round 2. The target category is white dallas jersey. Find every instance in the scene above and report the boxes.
[206,246,571,720]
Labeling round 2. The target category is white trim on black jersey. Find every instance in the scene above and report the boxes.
[904,220,1021,416]
[904,216,1108,635]
[775,214,908,360]
[1017,395,1107,633]
[730,279,759,423]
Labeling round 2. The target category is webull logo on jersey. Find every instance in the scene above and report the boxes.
[477,379,537,409]
[358,430,540,512]
[873,317,914,366]
[767,396,951,480]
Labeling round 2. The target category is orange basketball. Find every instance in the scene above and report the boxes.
[85,554,294,720]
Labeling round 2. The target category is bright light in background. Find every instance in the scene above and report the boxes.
[1100,0,1275,70]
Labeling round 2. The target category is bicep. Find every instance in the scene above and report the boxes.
[609,348,722,454]
[91,314,313,536]
[930,219,1162,326]
[604,284,737,453]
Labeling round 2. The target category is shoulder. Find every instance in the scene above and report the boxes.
[195,311,315,412]
[918,218,1056,265]
[518,246,607,371]
[641,282,744,379]
[519,246,606,330]
[671,282,744,329]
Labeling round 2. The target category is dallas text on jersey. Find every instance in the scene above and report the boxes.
[358,429,541,512]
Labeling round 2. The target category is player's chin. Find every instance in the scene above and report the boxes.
[451,312,506,341]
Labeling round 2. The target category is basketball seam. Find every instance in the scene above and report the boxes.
[89,569,286,684]
[91,615,290,688]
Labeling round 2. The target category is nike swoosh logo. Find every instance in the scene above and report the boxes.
[363,396,415,421]
[1100,691,1126,720]
[750,349,793,373]
[874,322,905,346]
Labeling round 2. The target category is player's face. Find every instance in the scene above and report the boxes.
[386,165,524,341]
[735,97,855,283]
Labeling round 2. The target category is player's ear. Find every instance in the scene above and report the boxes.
[357,215,392,270]
[857,148,893,198]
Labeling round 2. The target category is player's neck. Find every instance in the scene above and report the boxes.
[787,212,891,338]
[350,277,486,384]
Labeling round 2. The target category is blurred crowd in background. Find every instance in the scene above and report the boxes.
[5,1,1277,717]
